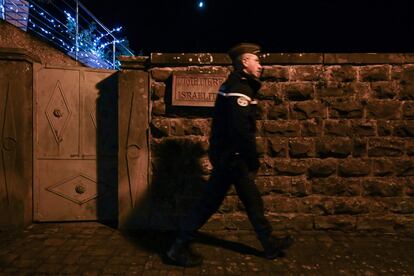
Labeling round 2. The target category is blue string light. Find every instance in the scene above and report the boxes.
[2,0,132,69]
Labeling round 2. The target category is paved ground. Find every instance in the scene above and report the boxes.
[1,222,414,275]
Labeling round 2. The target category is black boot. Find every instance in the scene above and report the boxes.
[164,239,203,267]
[259,235,292,259]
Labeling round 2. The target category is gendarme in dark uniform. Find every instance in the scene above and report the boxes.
[165,43,292,267]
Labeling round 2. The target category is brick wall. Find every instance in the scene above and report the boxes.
[121,53,414,234]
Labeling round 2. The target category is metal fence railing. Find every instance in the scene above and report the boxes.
[1,0,133,69]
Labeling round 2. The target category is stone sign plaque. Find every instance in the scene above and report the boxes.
[172,73,226,107]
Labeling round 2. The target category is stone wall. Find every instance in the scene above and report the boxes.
[121,53,414,234]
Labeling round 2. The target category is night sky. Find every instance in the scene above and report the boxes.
[87,0,413,55]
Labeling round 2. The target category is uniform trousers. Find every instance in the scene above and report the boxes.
[178,156,273,243]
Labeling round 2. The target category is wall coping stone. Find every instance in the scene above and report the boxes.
[119,55,149,69]
[120,53,414,69]
[0,48,41,64]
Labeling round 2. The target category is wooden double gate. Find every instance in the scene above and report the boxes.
[1,53,149,226]
[32,65,150,223]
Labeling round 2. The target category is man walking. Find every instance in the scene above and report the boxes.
[165,43,291,267]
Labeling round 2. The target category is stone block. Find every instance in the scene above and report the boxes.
[291,101,326,119]
[288,138,315,158]
[386,198,414,214]
[183,119,211,136]
[186,66,230,74]
[302,196,334,215]
[399,82,414,100]
[267,137,288,157]
[258,82,279,99]
[377,120,393,136]
[150,67,172,81]
[324,120,352,136]
[268,104,289,120]
[326,65,357,82]
[362,178,404,197]
[256,176,291,194]
[274,160,308,176]
[402,102,414,119]
[268,214,314,230]
[315,81,344,97]
[311,177,361,196]
[151,82,166,100]
[398,65,414,99]
[366,100,401,119]
[393,121,414,137]
[394,158,414,176]
[282,82,314,101]
[314,215,356,231]
[360,65,390,82]
[328,98,363,118]
[263,121,300,137]
[351,120,377,136]
[343,82,370,98]
[370,81,398,99]
[352,138,367,157]
[399,64,414,82]
[169,119,185,136]
[152,100,166,116]
[263,195,300,213]
[308,159,337,178]
[391,65,403,80]
[256,101,268,120]
[290,65,323,81]
[261,65,290,81]
[368,138,405,157]
[291,176,312,197]
[301,120,323,137]
[405,177,414,196]
[332,197,371,215]
[258,157,274,176]
[356,215,397,232]
[255,137,266,156]
[261,53,323,64]
[407,139,414,156]
[338,159,370,177]
[150,118,170,138]
[316,137,352,158]
[372,159,394,176]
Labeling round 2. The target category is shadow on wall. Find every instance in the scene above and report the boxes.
[96,73,119,228]
[122,138,263,258]
[149,138,208,228]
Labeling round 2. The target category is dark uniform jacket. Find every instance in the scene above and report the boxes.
[209,70,262,171]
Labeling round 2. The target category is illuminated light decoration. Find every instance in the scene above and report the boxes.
[198,1,205,8]
[3,0,133,69]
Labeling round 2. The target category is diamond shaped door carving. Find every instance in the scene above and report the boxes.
[45,81,72,144]
[46,174,97,205]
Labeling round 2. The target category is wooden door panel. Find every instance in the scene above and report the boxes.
[37,68,80,158]
[35,160,98,221]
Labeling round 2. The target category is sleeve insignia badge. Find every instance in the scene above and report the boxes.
[237,97,249,107]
